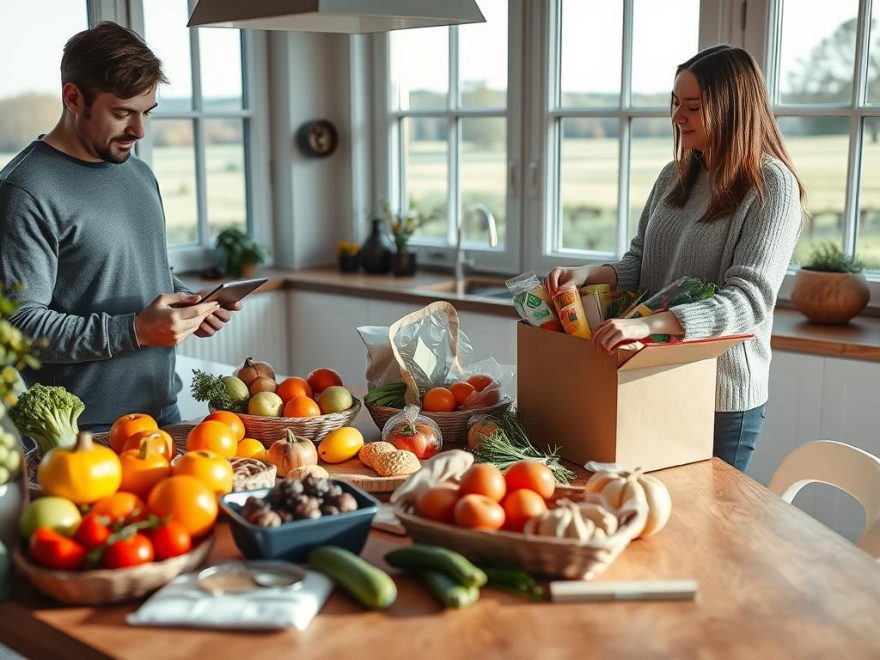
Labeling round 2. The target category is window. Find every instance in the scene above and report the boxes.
[0,1,89,169]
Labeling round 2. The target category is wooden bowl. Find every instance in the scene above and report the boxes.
[791,269,869,324]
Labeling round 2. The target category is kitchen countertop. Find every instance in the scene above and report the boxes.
[178,266,880,362]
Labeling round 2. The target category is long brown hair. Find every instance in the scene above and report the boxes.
[668,45,807,221]
[61,21,168,107]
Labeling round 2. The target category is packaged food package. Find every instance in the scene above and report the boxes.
[623,276,716,319]
[505,271,562,331]
[550,284,591,338]
[579,283,612,331]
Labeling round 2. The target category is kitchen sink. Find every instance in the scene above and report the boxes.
[413,278,511,301]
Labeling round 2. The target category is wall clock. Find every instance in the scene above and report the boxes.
[296,119,339,158]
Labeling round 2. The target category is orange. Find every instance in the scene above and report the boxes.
[454,494,505,530]
[147,475,218,538]
[415,485,460,523]
[109,413,158,453]
[118,445,171,500]
[173,450,234,495]
[276,377,313,403]
[204,410,246,442]
[91,492,148,524]
[283,395,321,418]
[236,438,266,459]
[185,420,238,458]
[465,374,494,392]
[504,461,556,499]
[501,489,548,532]
[422,387,456,412]
[121,429,175,460]
[449,381,476,408]
[307,368,343,394]
[466,418,498,450]
[458,463,506,503]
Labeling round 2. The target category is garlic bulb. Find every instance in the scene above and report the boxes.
[585,468,672,538]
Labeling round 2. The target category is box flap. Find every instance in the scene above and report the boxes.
[617,334,752,372]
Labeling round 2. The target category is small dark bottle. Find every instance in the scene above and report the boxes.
[360,218,393,274]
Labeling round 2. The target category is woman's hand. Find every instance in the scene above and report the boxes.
[546,265,592,293]
[591,318,653,354]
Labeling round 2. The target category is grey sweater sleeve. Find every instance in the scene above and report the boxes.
[668,161,802,338]
[0,183,140,363]
[171,272,193,295]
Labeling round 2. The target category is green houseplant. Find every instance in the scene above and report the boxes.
[215,229,268,278]
[791,242,870,324]
[382,201,432,277]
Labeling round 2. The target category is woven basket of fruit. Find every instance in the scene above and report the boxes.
[12,531,214,605]
[365,398,509,444]
[227,399,362,447]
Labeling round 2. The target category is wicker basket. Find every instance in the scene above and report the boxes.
[394,492,645,579]
[12,532,215,605]
[212,398,362,447]
[365,397,511,444]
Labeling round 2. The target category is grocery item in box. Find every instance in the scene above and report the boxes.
[580,283,612,331]
[624,276,716,319]
[551,284,591,338]
[505,272,563,331]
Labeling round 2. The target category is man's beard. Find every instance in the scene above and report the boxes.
[97,138,135,164]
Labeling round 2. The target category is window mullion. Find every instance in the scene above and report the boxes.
[618,0,634,256]
[449,26,460,246]
[189,25,209,247]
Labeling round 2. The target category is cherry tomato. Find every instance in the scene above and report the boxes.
[149,521,192,561]
[102,533,155,569]
[29,527,86,570]
[74,513,112,550]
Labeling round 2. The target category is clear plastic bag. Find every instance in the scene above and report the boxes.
[380,404,443,459]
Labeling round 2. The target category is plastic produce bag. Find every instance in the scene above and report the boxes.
[380,404,443,459]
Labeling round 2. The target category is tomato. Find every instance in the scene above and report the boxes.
[109,413,158,453]
[148,475,218,538]
[119,444,171,500]
[102,533,154,569]
[121,429,175,460]
[29,527,86,570]
[90,492,147,525]
[204,410,246,442]
[186,421,238,458]
[149,521,192,561]
[414,485,460,523]
[74,513,112,550]
[458,464,507,503]
[387,422,442,459]
[501,489,548,532]
[504,461,556,500]
[172,450,233,495]
[453,494,505,530]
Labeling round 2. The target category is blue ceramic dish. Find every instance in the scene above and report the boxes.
[219,479,380,562]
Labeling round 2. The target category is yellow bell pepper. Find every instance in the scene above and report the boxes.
[38,432,122,504]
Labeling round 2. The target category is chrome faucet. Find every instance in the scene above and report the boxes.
[454,204,498,287]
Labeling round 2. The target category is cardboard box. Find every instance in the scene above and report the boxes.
[516,322,749,472]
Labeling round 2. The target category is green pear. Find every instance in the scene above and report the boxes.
[222,375,250,403]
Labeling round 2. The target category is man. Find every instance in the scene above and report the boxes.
[0,21,239,431]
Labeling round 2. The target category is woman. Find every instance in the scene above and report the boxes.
[548,45,806,472]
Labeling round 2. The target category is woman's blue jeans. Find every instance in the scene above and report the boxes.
[713,404,766,472]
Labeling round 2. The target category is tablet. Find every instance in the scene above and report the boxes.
[199,277,268,308]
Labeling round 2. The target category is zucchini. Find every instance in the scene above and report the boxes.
[384,544,487,588]
[419,570,479,609]
[308,546,397,610]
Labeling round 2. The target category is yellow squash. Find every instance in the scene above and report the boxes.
[38,431,122,504]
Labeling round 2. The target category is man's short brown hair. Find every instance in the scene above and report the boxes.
[61,21,168,106]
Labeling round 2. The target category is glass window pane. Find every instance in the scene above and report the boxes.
[390,28,448,111]
[867,3,880,102]
[205,119,246,241]
[459,0,507,108]
[460,117,506,245]
[559,0,623,108]
[778,1,858,105]
[402,117,448,239]
[778,116,848,264]
[858,118,880,270]
[631,0,699,107]
[143,0,193,111]
[0,1,88,169]
[629,118,673,240]
[559,118,619,252]
[150,119,198,245]
[199,29,243,111]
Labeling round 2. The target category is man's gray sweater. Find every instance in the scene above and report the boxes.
[0,140,186,426]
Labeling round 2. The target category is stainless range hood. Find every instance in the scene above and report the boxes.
[187,0,486,33]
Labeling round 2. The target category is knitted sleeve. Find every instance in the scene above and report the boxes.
[668,160,802,338]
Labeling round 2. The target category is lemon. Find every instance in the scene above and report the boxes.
[236,438,266,459]
[319,427,364,464]
[318,386,354,414]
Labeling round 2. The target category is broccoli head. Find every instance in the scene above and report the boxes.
[8,384,84,455]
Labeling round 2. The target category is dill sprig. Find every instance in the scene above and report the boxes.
[190,369,247,414]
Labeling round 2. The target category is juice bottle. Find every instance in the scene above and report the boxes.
[505,272,563,331]
[551,284,591,339]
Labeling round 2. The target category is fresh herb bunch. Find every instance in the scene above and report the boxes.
[0,283,42,410]
[470,410,576,485]
[191,369,248,413]
[803,242,863,273]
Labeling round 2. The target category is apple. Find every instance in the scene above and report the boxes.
[248,391,284,417]
[19,497,81,539]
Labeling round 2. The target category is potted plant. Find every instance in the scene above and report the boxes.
[337,240,360,273]
[791,242,870,324]
[383,201,430,277]
[215,229,268,278]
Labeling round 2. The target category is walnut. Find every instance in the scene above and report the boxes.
[246,509,282,527]
[337,492,358,512]
[373,450,421,477]
[358,442,397,469]
[294,496,321,519]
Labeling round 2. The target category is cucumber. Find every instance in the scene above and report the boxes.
[384,544,487,588]
[308,546,397,610]
[419,570,479,609]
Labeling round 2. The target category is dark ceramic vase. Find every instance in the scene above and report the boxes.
[360,219,393,274]
[338,253,360,273]
[392,251,417,277]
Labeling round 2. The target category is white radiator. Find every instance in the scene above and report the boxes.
[177,291,290,374]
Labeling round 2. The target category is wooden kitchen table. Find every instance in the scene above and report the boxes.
[2,458,880,659]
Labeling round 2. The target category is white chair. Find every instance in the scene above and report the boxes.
[768,440,880,559]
